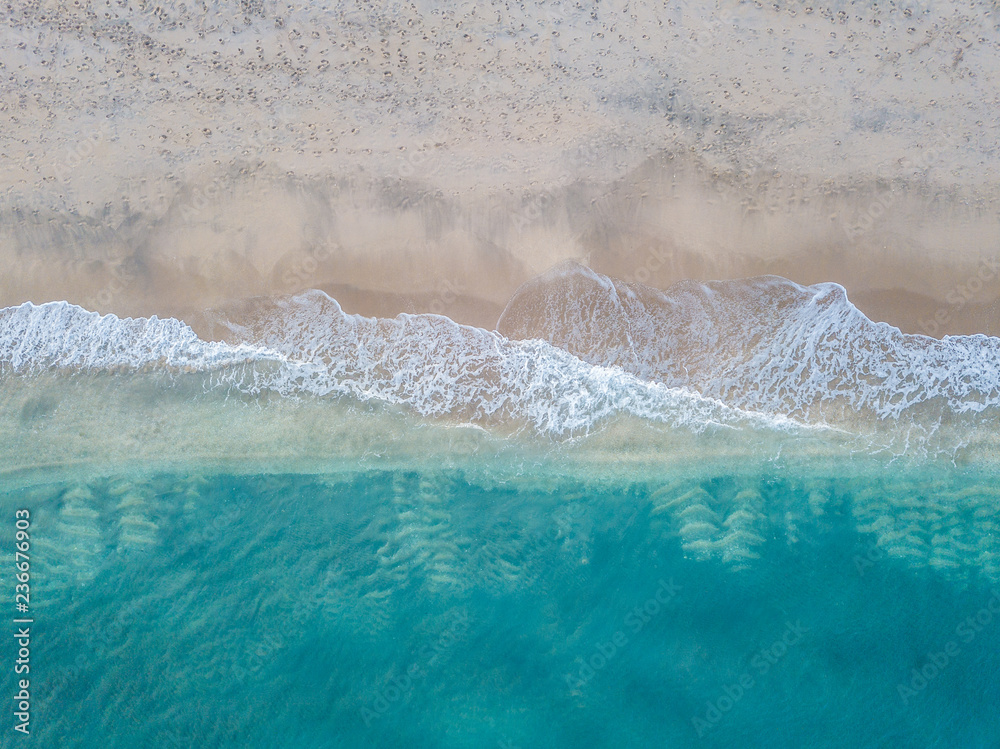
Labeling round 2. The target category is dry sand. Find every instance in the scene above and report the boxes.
[2,0,998,335]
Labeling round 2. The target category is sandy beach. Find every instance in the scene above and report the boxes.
[2,0,998,335]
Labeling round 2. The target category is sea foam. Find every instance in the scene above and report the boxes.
[498,263,1000,433]
[2,266,998,454]
[0,295,786,439]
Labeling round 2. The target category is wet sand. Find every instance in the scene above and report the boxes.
[2,163,997,337]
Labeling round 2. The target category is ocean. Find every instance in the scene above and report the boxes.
[3,464,1000,747]
[2,273,1000,747]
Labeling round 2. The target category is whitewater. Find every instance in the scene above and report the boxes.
[3,266,998,459]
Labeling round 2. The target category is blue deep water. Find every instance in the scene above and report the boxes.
[4,467,1000,748]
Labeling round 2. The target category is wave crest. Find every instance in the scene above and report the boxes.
[5,263,997,454]
[0,295,785,438]
[497,263,1000,430]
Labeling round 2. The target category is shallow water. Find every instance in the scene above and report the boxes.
[2,460,999,748]
[2,269,1000,746]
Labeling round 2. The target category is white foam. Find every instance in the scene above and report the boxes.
[0,301,276,371]
[0,295,796,439]
[6,270,996,453]
[498,263,1000,434]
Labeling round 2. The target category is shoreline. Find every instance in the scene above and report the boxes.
[2,158,998,339]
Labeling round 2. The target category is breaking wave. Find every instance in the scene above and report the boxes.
[0,295,790,438]
[3,264,998,454]
[498,263,1000,443]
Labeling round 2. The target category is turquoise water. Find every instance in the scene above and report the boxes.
[2,291,1000,746]
[6,466,1000,748]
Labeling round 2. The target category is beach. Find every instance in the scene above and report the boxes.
[3,2,1000,747]
[3,0,999,334]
